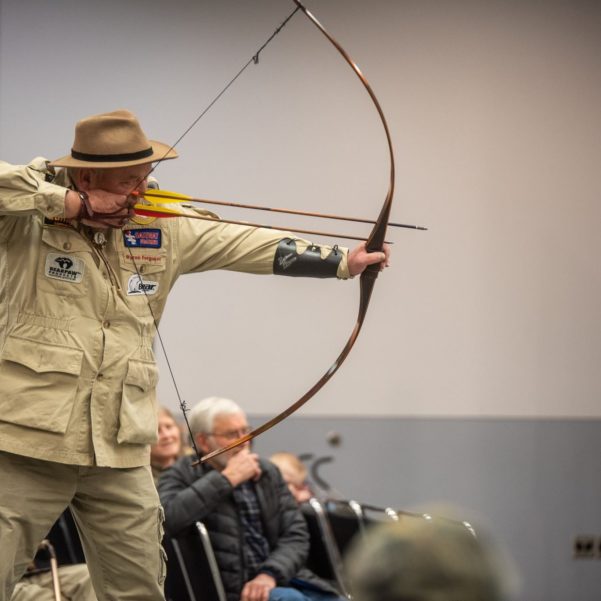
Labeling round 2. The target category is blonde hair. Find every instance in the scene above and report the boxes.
[269,452,308,484]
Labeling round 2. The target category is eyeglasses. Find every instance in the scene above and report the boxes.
[208,427,252,441]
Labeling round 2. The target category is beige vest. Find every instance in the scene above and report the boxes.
[0,158,349,467]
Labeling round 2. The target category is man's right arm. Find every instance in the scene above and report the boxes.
[0,159,130,225]
[221,450,261,487]
[0,158,70,219]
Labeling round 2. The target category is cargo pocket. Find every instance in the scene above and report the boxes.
[0,335,83,433]
[117,358,159,444]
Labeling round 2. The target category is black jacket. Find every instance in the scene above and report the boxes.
[159,455,340,601]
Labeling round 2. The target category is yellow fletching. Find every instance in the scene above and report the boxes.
[140,189,191,204]
[133,203,184,216]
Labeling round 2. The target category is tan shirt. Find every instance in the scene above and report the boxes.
[0,158,349,468]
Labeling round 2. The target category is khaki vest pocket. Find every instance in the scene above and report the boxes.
[0,336,83,434]
[117,358,160,445]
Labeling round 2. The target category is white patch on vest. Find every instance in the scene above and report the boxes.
[127,274,159,296]
[45,253,85,283]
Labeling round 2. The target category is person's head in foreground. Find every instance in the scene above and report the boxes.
[345,513,516,601]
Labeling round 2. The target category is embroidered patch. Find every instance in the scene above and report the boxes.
[123,228,162,248]
[45,253,85,283]
[130,213,157,226]
[127,274,159,296]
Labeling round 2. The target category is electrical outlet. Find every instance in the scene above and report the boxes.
[573,535,596,559]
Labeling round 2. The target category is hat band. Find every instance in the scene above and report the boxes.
[70,147,154,163]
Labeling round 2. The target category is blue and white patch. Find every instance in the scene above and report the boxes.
[123,228,162,248]
[127,274,159,296]
[45,253,85,283]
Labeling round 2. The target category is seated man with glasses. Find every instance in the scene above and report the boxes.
[159,397,345,601]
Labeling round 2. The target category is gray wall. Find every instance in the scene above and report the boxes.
[1,1,600,599]
[254,416,601,601]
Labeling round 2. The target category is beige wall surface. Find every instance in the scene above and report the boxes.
[1,0,600,417]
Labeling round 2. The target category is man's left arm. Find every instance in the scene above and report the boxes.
[174,211,348,278]
[271,238,388,277]
[175,210,389,279]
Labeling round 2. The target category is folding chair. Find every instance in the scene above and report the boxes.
[322,499,365,556]
[164,521,226,601]
[35,540,62,601]
[301,498,352,599]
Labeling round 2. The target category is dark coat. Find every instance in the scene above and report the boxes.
[159,455,340,601]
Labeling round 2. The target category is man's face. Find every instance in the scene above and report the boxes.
[85,164,150,195]
[198,411,251,470]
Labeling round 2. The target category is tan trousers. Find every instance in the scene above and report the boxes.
[0,452,165,601]
[11,564,97,601]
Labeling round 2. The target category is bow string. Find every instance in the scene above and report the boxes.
[199,0,395,463]
[130,1,396,465]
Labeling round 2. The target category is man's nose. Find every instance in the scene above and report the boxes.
[135,178,148,194]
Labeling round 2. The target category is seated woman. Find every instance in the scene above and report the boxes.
[150,407,190,486]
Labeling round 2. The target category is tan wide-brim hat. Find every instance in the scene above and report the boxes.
[49,109,178,168]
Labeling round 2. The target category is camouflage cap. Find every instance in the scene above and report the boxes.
[345,515,508,601]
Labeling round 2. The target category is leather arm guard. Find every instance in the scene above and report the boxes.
[273,238,342,278]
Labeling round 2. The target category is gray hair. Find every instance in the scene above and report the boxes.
[188,397,243,436]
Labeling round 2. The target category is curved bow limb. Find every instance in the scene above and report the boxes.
[199,0,396,464]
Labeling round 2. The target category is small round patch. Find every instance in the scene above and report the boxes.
[130,213,156,225]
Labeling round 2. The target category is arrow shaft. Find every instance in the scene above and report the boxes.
[140,190,426,230]
[134,205,394,244]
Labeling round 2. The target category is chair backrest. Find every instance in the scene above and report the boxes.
[324,500,417,554]
[361,503,412,525]
[323,499,365,557]
[301,498,351,599]
[163,522,226,601]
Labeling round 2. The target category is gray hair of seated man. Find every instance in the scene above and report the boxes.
[188,397,244,436]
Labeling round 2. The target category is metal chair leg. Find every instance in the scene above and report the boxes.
[37,540,61,601]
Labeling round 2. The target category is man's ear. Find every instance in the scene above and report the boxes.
[73,168,95,191]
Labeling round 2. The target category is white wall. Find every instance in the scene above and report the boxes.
[1,0,600,417]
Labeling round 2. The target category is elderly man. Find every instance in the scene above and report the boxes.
[159,397,346,601]
[0,109,387,601]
